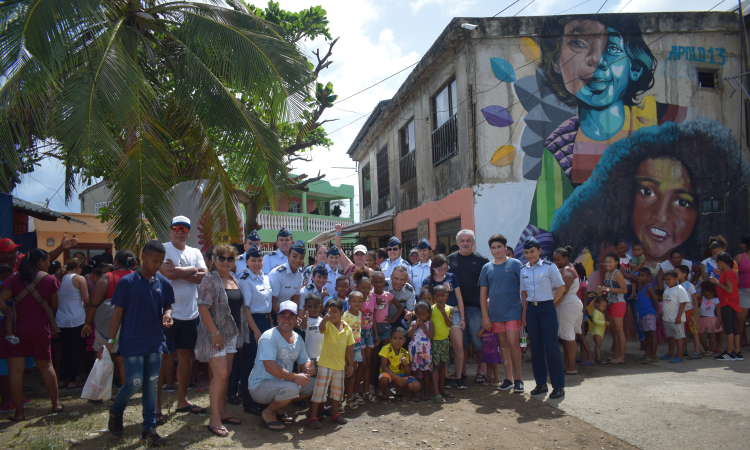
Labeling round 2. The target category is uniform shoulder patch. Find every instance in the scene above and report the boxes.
[275,265,287,272]
[240,272,250,280]
[306,284,315,290]
[404,283,414,292]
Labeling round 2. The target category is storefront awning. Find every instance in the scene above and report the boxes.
[308,209,394,245]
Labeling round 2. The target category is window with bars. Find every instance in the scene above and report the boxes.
[288,201,301,214]
[399,120,416,184]
[376,145,390,211]
[432,79,459,165]
[361,163,371,208]
[436,218,461,252]
[702,197,725,213]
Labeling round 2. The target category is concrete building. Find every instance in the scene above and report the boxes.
[344,12,750,281]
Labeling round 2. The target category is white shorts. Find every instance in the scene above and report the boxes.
[663,321,686,340]
[211,336,238,358]
[249,377,315,404]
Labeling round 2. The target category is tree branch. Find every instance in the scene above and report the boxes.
[313,37,338,77]
[288,171,325,191]
[284,139,323,154]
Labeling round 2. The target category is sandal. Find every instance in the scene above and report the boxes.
[365,392,379,402]
[474,373,488,384]
[262,420,287,432]
[641,357,656,363]
[596,359,607,365]
[702,351,713,357]
[485,380,501,387]
[441,390,454,398]
[306,417,322,430]
[52,403,65,414]
[331,413,348,424]
[433,394,446,403]
[578,361,595,367]
[394,394,406,402]
[422,393,432,401]
[155,413,166,426]
[685,352,702,360]
[608,360,625,365]
[207,425,229,437]
[221,416,241,425]
[379,396,394,405]
[410,395,420,402]
[176,404,206,414]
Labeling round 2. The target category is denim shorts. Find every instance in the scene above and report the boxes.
[452,310,461,328]
[361,328,375,348]
[377,322,392,340]
[353,341,363,362]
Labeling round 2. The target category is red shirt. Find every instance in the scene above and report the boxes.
[717,270,740,312]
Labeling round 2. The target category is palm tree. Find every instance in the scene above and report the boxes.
[0,0,313,245]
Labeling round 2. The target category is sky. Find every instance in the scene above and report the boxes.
[12,0,728,220]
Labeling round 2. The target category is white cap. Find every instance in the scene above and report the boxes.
[353,245,367,254]
[171,215,191,229]
[278,301,298,315]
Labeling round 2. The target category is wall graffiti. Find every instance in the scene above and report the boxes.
[478,14,748,282]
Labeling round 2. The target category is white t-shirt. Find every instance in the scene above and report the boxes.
[304,316,324,360]
[659,259,694,281]
[699,297,720,317]
[662,285,690,323]
[162,242,207,320]
[680,281,696,311]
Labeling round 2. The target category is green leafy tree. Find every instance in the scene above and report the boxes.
[0,0,313,245]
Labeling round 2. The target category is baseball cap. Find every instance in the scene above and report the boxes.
[409,247,419,255]
[0,238,21,252]
[353,245,367,254]
[278,301,298,315]
[171,216,191,229]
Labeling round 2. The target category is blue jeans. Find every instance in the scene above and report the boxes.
[111,352,162,432]
[626,286,645,342]
[525,301,565,389]
[241,313,273,411]
[462,305,483,350]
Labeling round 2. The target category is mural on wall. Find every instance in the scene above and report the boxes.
[481,14,749,280]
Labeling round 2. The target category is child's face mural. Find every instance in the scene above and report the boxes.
[554,21,643,109]
[631,158,697,261]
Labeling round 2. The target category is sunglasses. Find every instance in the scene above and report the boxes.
[387,247,400,251]
[215,255,236,263]
[171,225,190,233]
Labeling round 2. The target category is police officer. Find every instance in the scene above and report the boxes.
[262,227,293,275]
[236,244,272,414]
[520,237,566,399]
[236,229,261,274]
[411,238,432,290]
[268,240,306,315]
[324,245,343,296]
[299,263,328,310]
[381,236,412,281]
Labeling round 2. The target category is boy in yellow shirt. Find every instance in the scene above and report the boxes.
[308,297,354,429]
[378,328,421,404]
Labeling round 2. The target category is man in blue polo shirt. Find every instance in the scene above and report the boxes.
[107,240,175,446]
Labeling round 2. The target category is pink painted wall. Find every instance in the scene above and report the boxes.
[394,187,475,246]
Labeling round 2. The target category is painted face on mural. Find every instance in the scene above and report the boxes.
[630,158,697,261]
[555,21,643,108]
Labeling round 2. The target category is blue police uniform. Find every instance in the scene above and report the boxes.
[262,249,288,275]
[521,254,566,391]
[236,230,261,273]
[268,262,304,306]
[410,260,431,293]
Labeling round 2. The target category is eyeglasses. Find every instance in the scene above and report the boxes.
[387,247,400,252]
[434,266,449,273]
[171,225,190,233]
[215,255,236,263]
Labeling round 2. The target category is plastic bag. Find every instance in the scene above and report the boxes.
[81,346,114,401]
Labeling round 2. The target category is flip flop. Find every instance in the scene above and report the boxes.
[52,403,65,414]
[8,416,25,422]
[207,425,229,437]
[433,394,446,403]
[441,390,454,398]
[221,416,241,425]
[155,413,166,426]
[422,394,432,401]
[410,395,421,402]
[176,404,206,414]
[565,371,578,375]
[578,361,595,367]
[608,360,625,365]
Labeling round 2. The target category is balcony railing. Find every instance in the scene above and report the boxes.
[399,150,416,185]
[258,211,353,234]
[431,113,458,166]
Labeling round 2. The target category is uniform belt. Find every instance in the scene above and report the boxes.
[251,312,272,319]
[529,300,552,306]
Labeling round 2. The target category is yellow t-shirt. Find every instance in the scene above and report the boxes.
[342,310,361,343]
[317,321,354,371]
[378,344,410,374]
[431,304,452,341]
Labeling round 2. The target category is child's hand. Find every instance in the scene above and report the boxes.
[400,356,408,366]
[675,317,682,325]
[709,274,718,284]
[375,336,380,346]
[346,364,354,377]
[395,375,407,387]
[416,318,424,328]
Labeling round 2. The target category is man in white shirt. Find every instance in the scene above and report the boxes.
[411,238,432,290]
[380,236,412,282]
[156,216,208,417]
[235,229,261,274]
[268,240,306,314]
[262,227,293,275]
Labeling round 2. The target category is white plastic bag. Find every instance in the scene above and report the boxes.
[81,347,114,400]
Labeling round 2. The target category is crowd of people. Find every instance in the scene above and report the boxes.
[0,217,748,445]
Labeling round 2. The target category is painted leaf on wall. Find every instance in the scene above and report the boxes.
[482,105,513,127]
[519,37,541,61]
[491,145,516,167]
[490,57,516,82]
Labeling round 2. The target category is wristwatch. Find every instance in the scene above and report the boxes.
[107,339,115,344]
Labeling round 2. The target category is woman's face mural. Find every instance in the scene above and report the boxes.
[630,158,697,260]
[554,20,644,108]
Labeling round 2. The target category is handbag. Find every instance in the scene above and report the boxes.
[11,271,61,334]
